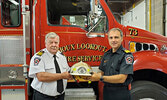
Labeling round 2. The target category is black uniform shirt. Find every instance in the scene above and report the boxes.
[99,45,134,86]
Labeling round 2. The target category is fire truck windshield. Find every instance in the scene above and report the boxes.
[1,0,20,26]
[47,0,107,33]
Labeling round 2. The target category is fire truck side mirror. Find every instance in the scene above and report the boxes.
[86,15,106,38]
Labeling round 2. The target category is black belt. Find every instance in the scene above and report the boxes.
[34,89,65,99]
[55,93,65,99]
[104,83,127,87]
[104,83,130,91]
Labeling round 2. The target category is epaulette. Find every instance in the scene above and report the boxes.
[36,50,45,56]
[60,52,65,56]
[124,49,131,53]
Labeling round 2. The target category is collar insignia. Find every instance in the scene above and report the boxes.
[124,50,131,53]
[37,51,44,56]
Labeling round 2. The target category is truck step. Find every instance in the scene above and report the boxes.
[65,88,96,100]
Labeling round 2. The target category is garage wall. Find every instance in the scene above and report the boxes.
[121,0,166,36]
[151,0,163,35]
[121,0,146,30]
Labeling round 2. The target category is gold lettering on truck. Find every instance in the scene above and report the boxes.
[59,43,107,53]
[129,28,138,36]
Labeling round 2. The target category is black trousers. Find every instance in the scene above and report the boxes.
[33,90,65,100]
[103,85,131,100]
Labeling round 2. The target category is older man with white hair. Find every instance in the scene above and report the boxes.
[29,32,72,100]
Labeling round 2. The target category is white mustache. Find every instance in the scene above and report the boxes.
[51,47,57,49]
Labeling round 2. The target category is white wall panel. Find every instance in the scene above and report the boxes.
[122,1,146,30]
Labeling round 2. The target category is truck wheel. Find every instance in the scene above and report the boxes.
[131,81,167,100]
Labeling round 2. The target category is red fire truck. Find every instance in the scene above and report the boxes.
[0,0,167,100]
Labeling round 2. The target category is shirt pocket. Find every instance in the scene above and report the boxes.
[61,65,68,72]
[59,62,69,72]
[45,66,55,73]
[102,61,109,75]
[109,67,118,75]
[109,62,119,75]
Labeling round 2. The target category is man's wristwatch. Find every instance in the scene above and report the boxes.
[100,75,104,82]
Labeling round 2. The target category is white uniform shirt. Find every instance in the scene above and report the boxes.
[29,48,70,96]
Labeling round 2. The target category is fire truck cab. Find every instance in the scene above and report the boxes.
[0,0,167,100]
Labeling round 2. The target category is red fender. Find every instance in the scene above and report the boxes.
[133,51,167,74]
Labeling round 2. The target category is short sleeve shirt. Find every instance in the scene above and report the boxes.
[99,45,133,85]
[29,48,70,96]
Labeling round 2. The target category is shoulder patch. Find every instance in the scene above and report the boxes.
[37,50,45,56]
[34,57,41,66]
[125,55,133,64]
[124,49,131,53]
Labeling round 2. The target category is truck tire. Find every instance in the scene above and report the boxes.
[131,81,167,100]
